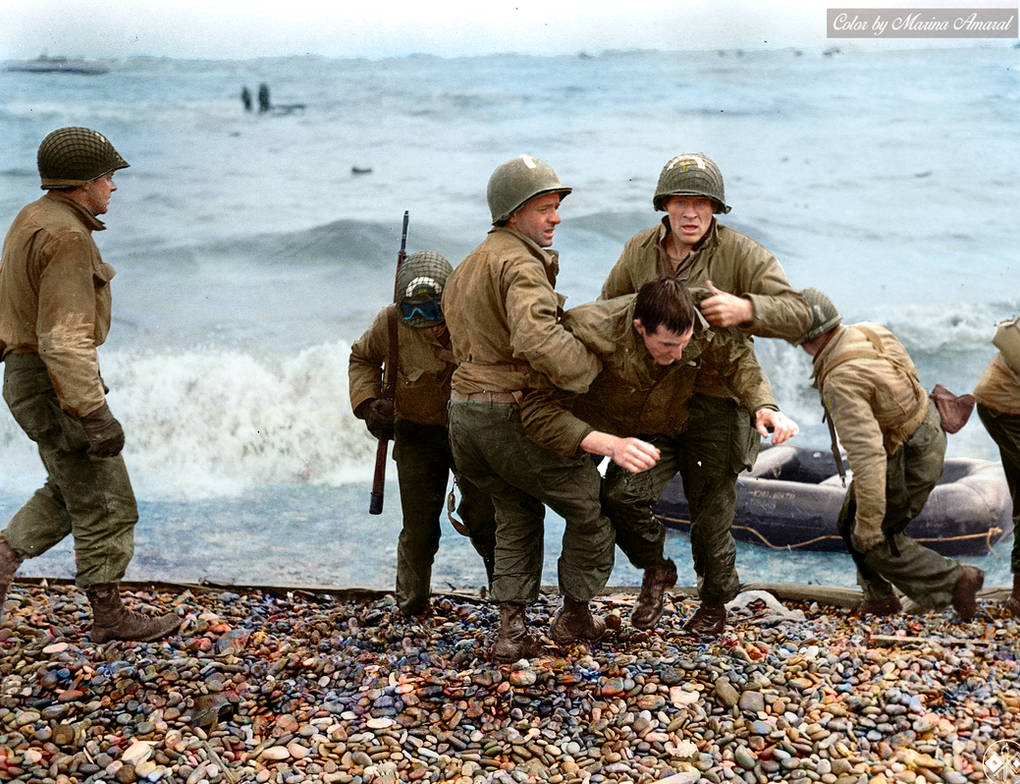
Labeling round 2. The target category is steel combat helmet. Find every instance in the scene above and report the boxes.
[38,126,129,190]
[653,153,730,214]
[798,288,842,345]
[396,251,454,328]
[486,154,571,225]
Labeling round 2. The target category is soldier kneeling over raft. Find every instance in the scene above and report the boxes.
[793,288,984,620]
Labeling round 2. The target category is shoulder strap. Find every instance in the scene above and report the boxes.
[815,325,916,389]
[383,304,398,401]
[816,347,879,389]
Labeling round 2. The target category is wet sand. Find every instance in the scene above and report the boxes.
[0,579,1015,783]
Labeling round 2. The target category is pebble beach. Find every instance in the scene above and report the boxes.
[0,580,1016,784]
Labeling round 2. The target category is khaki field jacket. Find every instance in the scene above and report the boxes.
[973,353,1020,416]
[0,192,112,417]
[443,227,598,396]
[521,295,776,457]
[811,322,930,531]
[348,307,455,427]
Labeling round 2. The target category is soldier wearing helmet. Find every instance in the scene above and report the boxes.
[796,289,984,622]
[972,318,1020,616]
[599,153,810,637]
[0,127,180,642]
[519,279,800,631]
[349,250,496,617]
[443,155,617,662]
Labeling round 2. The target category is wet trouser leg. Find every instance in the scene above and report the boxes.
[393,418,451,614]
[453,471,497,584]
[448,401,613,605]
[977,403,1020,574]
[601,436,681,569]
[676,395,759,604]
[838,403,960,608]
[2,354,137,588]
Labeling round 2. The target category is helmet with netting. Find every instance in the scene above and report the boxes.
[396,251,454,327]
[38,126,129,190]
[653,153,730,213]
[487,154,571,225]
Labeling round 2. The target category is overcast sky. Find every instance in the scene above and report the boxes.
[1,0,1007,60]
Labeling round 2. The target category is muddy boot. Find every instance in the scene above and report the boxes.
[550,596,606,645]
[492,603,538,663]
[631,558,677,630]
[858,593,902,616]
[399,600,431,622]
[0,537,23,624]
[1009,574,1020,618]
[681,600,726,637]
[951,565,984,622]
[86,584,181,643]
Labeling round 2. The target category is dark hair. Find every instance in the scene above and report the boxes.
[633,278,696,336]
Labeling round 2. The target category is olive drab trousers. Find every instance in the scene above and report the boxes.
[601,394,757,604]
[447,400,615,605]
[837,402,961,607]
[976,402,1020,574]
[392,417,496,615]
[2,354,137,587]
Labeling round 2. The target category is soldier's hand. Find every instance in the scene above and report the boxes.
[365,398,395,441]
[581,432,660,474]
[79,402,125,458]
[851,525,884,553]
[755,409,799,444]
[699,280,753,327]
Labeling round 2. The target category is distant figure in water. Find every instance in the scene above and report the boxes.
[258,83,270,113]
[241,86,252,112]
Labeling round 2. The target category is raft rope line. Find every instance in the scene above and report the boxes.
[654,514,1004,555]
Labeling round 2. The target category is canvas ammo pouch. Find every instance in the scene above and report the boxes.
[993,316,1020,375]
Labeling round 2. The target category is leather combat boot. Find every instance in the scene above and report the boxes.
[86,584,181,643]
[858,593,902,616]
[0,537,23,624]
[550,595,606,645]
[631,558,677,630]
[951,565,984,622]
[492,603,538,663]
[681,600,726,637]
[1009,574,1020,618]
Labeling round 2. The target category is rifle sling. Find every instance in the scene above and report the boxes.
[384,304,398,401]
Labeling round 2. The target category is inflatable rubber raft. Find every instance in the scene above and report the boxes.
[654,445,1011,556]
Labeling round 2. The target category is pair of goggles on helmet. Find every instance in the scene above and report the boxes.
[400,299,442,322]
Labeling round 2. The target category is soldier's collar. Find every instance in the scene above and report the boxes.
[44,190,106,232]
[493,225,559,263]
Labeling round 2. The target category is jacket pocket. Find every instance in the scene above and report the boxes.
[92,259,115,287]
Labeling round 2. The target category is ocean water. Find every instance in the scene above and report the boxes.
[0,46,1017,591]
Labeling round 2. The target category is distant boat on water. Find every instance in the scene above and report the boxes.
[5,56,111,75]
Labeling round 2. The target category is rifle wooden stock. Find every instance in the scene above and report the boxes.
[368,210,409,515]
[369,438,388,515]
